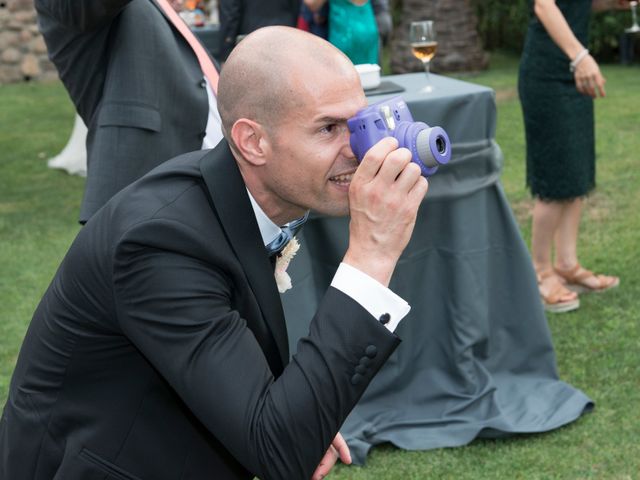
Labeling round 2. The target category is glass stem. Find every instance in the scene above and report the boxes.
[424,60,431,84]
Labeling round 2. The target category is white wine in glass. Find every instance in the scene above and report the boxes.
[410,20,437,92]
[411,42,438,63]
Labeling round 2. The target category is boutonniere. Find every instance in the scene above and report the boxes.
[274,236,300,293]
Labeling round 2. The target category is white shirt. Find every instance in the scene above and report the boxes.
[201,78,224,149]
[246,192,410,332]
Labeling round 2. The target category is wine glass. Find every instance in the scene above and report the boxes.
[626,1,640,33]
[409,20,438,93]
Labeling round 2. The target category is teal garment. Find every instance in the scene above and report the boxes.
[328,0,379,65]
[518,0,595,200]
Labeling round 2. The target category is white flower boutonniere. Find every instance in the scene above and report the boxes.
[274,236,300,293]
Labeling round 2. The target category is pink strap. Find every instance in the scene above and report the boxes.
[155,0,219,94]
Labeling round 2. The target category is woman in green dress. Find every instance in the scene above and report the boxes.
[518,0,625,312]
[303,0,379,65]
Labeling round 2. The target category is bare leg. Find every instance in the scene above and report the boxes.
[531,199,563,273]
[554,197,619,291]
[531,198,578,305]
[554,197,582,270]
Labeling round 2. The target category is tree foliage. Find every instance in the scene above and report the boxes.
[472,0,633,62]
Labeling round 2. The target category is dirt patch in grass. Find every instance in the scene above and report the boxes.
[0,202,25,214]
[495,88,518,102]
[510,197,533,227]
[584,192,614,222]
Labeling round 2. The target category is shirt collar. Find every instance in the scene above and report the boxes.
[246,189,310,247]
[246,189,284,247]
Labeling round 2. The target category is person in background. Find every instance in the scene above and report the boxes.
[218,0,300,61]
[35,0,224,224]
[304,0,379,65]
[298,1,329,39]
[518,0,626,312]
[299,0,391,64]
[372,0,393,49]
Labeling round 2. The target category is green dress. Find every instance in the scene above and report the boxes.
[328,0,379,65]
[518,0,595,200]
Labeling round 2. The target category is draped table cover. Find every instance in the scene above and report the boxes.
[281,73,593,464]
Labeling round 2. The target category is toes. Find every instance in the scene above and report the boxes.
[597,274,619,289]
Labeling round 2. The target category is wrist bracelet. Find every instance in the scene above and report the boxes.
[570,49,589,72]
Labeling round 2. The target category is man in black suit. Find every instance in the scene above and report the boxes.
[0,27,428,479]
[218,0,300,60]
[36,0,224,223]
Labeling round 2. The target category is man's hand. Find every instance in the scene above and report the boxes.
[343,137,429,287]
[311,433,352,480]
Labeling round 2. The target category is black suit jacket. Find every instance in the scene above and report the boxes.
[218,0,300,60]
[36,0,217,223]
[0,141,400,480]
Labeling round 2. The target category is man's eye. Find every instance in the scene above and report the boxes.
[321,123,348,135]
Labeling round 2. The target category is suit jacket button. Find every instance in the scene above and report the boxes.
[199,131,206,139]
[355,364,367,375]
[359,356,372,367]
[365,345,378,359]
[350,373,363,385]
[199,79,207,88]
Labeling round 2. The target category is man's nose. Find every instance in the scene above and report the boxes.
[340,125,356,159]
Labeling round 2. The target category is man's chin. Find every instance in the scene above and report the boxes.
[315,204,350,218]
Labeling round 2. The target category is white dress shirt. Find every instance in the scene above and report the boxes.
[247,192,411,332]
[201,79,224,150]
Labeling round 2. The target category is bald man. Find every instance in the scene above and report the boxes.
[0,27,428,480]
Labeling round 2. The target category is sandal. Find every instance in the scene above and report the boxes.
[536,269,580,313]
[554,264,620,294]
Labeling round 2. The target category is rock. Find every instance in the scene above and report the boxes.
[31,35,48,54]
[19,28,32,42]
[0,30,19,48]
[14,9,34,22]
[1,47,20,64]
[20,53,40,78]
[0,66,23,83]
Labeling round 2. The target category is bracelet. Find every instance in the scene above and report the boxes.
[570,49,589,72]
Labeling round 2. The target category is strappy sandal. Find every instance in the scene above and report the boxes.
[554,264,620,294]
[536,269,580,313]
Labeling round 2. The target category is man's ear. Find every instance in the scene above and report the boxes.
[230,119,270,166]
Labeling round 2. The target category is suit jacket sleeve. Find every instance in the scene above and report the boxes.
[34,0,131,32]
[34,0,133,121]
[112,218,400,480]
[218,0,242,60]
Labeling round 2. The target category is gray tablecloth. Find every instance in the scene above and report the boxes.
[281,73,593,464]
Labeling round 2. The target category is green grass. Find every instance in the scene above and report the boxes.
[1,55,639,478]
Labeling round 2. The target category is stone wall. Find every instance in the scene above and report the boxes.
[0,0,57,84]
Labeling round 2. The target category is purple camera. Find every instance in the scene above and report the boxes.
[347,96,451,177]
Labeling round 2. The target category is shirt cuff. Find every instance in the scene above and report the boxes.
[330,262,410,333]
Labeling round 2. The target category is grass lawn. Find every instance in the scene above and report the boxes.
[1,54,639,478]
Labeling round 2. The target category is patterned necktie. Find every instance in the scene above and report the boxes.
[155,0,219,93]
[266,212,309,257]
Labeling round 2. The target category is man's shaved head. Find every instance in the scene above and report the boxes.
[217,26,357,139]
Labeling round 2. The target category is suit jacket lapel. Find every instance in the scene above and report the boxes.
[199,141,289,373]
